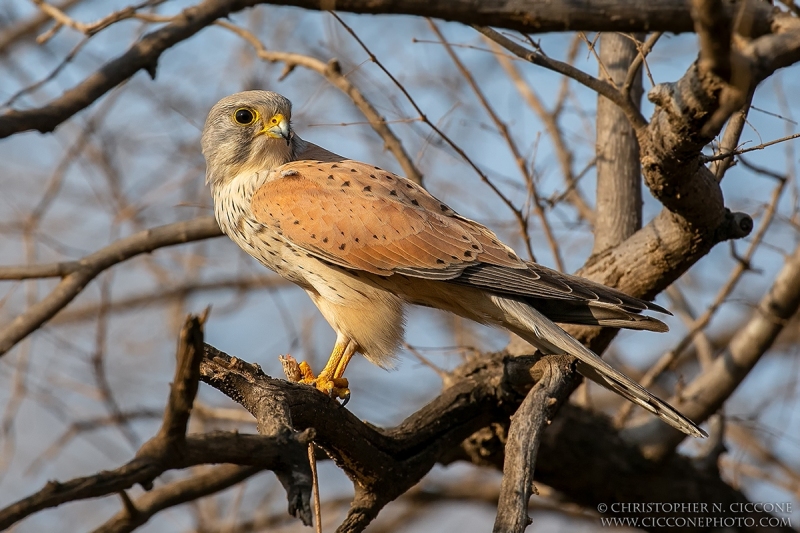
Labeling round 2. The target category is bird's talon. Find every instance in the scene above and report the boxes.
[340,389,351,407]
[312,375,351,404]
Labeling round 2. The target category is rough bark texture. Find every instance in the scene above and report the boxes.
[593,33,643,254]
[194,346,790,533]
[493,356,572,533]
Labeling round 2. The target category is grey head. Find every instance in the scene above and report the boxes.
[201,91,303,186]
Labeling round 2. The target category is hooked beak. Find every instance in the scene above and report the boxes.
[259,113,291,145]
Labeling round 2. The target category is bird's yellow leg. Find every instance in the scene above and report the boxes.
[299,335,356,404]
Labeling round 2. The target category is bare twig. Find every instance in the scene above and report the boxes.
[32,0,169,39]
[490,41,595,225]
[0,0,261,138]
[429,20,557,266]
[711,94,754,180]
[475,26,648,131]
[309,444,322,533]
[0,217,222,358]
[49,276,290,325]
[330,13,532,250]
[91,464,263,533]
[0,0,82,54]
[702,132,800,163]
[622,32,662,96]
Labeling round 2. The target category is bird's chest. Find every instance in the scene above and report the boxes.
[213,176,313,287]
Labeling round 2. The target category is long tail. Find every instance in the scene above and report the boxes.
[491,295,706,438]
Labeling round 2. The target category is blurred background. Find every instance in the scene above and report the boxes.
[1,1,799,530]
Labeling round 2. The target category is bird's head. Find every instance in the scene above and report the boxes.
[201,90,298,186]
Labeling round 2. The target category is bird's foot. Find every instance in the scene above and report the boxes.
[298,361,351,405]
[315,375,351,405]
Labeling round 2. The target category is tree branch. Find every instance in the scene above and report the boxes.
[0,316,313,531]
[0,217,222,358]
[245,0,777,36]
[493,356,571,533]
[197,345,787,533]
[0,0,265,138]
[0,0,785,140]
[592,32,643,254]
[629,243,800,459]
[91,465,263,533]
[475,26,648,131]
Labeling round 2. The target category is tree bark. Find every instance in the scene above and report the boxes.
[593,33,643,254]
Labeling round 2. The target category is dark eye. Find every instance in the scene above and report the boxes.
[233,108,256,125]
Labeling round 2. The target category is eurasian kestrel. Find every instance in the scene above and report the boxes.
[201,90,705,438]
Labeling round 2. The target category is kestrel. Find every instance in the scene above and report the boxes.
[202,90,705,438]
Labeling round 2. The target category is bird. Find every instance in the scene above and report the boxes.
[201,90,706,438]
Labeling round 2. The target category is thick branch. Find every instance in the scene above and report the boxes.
[249,0,776,36]
[201,345,313,525]
[592,32,643,254]
[455,404,793,532]
[0,432,310,530]
[691,0,733,81]
[197,345,783,533]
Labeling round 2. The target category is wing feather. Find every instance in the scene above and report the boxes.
[250,160,526,277]
[454,263,670,314]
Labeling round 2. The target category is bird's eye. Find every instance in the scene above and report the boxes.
[233,108,257,126]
